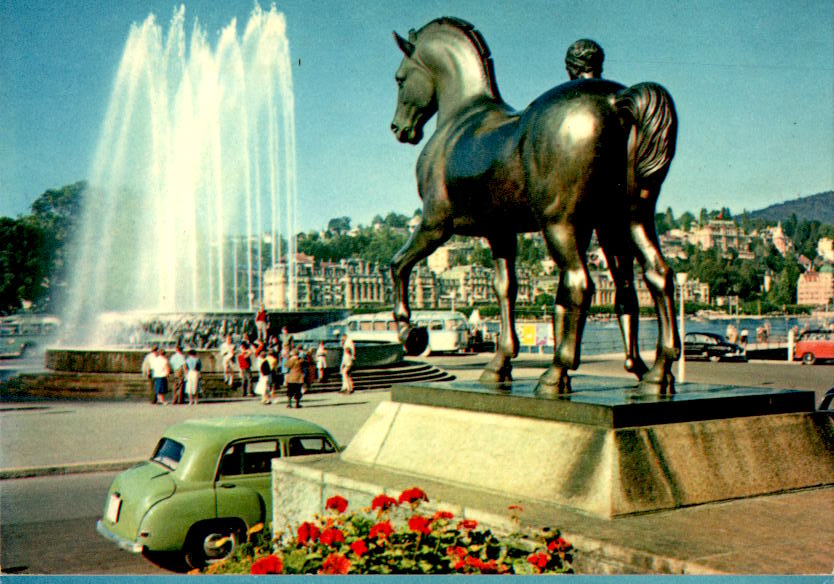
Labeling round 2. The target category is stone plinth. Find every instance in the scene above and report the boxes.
[337,378,834,517]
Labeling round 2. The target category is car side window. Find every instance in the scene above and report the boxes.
[287,436,336,457]
[218,439,282,478]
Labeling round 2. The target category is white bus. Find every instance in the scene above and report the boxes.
[343,310,470,355]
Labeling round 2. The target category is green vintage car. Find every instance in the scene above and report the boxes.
[96,415,339,568]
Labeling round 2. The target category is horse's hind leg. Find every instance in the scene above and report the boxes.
[631,192,680,393]
[536,221,594,394]
[596,225,648,381]
[390,220,448,351]
[480,235,519,384]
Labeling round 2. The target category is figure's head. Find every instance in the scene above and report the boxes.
[565,38,604,80]
[391,28,438,145]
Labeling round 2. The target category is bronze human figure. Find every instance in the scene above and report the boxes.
[562,36,682,390]
[389,18,678,393]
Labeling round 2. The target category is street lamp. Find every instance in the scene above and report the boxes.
[676,272,688,384]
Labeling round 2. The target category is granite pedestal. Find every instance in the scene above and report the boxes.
[335,377,833,517]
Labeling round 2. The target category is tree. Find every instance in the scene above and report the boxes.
[0,217,48,313]
[327,216,351,235]
[678,211,695,231]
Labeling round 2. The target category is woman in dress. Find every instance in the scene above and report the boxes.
[184,349,202,406]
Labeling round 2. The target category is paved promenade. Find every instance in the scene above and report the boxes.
[1,353,832,574]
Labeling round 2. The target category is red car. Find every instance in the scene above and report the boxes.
[794,329,834,365]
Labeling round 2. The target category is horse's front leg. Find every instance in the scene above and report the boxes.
[390,221,448,353]
[536,222,594,395]
[480,236,518,384]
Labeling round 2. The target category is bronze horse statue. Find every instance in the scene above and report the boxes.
[389,17,679,394]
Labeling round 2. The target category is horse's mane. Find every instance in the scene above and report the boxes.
[421,17,502,101]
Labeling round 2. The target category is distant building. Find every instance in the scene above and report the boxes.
[687,219,754,259]
[757,222,794,256]
[817,237,834,262]
[796,270,834,306]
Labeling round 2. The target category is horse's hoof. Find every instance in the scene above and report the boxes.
[535,369,571,395]
[624,357,649,380]
[480,366,512,385]
[633,375,675,396]
[403,326,429,356]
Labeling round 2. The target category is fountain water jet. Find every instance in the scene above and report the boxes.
[62,3,299,345]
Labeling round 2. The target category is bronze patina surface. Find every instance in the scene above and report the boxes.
[389,18,679,395]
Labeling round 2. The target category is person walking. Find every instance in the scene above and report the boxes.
[184,349,202,406]
[303,345,315,394]
[284,347,304,408]
[266,350,280,405]
[219,334,235,386]
[254,346,272,403]
[150,348,171,405]
[255,303,268,342]
[315,341,328,382]
[169,345,186,404]
[339,334,355,394]
[237,341,253,397]
[142,346,158,404]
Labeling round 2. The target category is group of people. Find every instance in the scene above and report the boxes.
[141,345,203,405]
[142,313,359,406]
[218,327,349,408]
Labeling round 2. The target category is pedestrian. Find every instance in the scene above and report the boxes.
[151,348,171,405]
[266,350,280,405]
[237,341,253,397]
[184,348,202,405]
[219,334,235,386]
[340,334,355,394]
[142,346,158,403]
[284,347,304,408]
[281,326,293,352]
[303,345,315,394]
[255,349,272,404]
[315,341,328,382]
[255,303,268,342]
[169,345,186,404]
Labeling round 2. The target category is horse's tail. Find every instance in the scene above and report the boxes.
[616,82,677,192]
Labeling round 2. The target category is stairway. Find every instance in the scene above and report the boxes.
[1,361,455,401]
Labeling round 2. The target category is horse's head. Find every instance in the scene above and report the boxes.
[390,29,437,144]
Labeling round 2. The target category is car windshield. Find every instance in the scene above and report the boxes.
[151,438,185,470]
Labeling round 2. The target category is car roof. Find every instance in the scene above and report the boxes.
[160,415,336,481]
[164,415,332,444]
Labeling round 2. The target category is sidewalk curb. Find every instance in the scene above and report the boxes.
[0,458,143,480]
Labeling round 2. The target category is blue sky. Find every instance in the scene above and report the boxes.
[1,0,832,231]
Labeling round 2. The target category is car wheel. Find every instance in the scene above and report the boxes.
[801,352,816,365]
[184,522,242,569]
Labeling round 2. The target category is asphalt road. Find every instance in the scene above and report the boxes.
[0,472,172,574]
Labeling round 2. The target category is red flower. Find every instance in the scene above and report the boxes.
[368,520,393,541]
[431,510,454,522]
[408,514,432,535]
[297,521,321,545]
[250,555,283,574]
[527,552,551,571]
[456,519,478,530]
[465,556,506,574]
[325,495,348,514]
[547,536,571,553]
[371,494,398,512]
[320,527,346,546]
[319,553,351,575]
[398,487,428,505]
[447,546,467,559]
[349,539,368,557]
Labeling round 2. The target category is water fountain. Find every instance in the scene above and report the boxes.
[46,4,348,374]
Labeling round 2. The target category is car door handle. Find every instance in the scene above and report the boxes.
[219,483,236,489]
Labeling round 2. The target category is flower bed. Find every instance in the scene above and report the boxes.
[198,487,573,575]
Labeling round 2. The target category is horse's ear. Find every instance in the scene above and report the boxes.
[393,31,415,57]
[408,29,417,44]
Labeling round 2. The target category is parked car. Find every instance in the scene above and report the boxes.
[794,329,834,365]
[96,415,339,568]
[683,332,747,362]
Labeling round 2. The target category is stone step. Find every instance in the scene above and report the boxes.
[1,361,456,401]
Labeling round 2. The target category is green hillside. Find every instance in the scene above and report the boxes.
[748,191,834,225]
